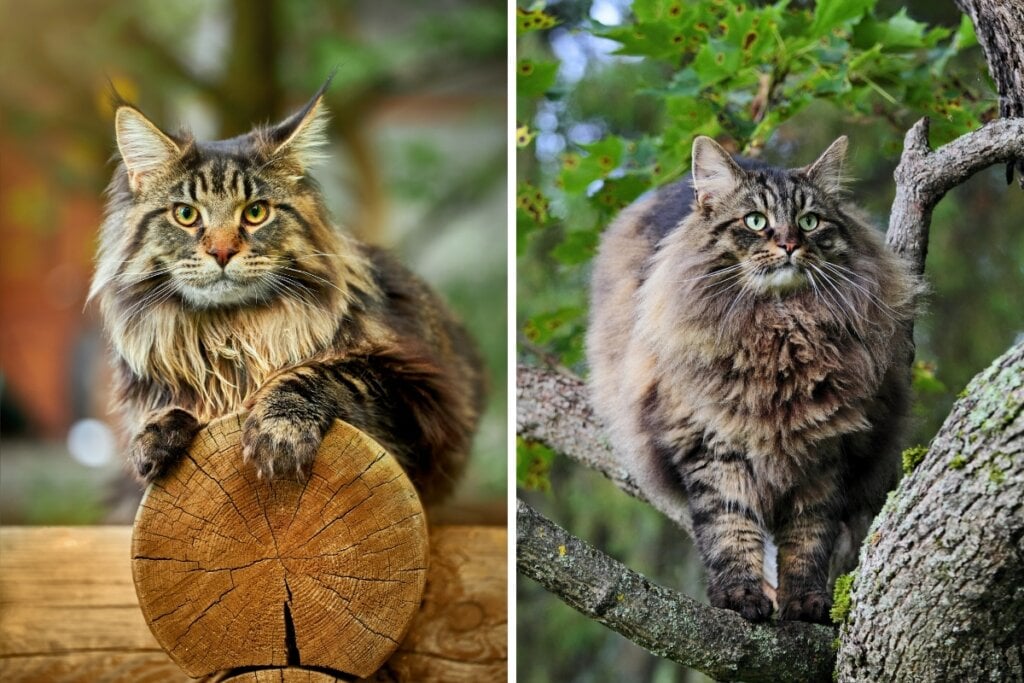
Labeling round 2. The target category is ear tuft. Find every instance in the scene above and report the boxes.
[803,136,848,192]
[115,107,182,192]
[266,78,334,174]
[691,136,743,207]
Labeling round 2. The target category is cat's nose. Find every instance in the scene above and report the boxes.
[207,244,239,267]
[779,239,799,255]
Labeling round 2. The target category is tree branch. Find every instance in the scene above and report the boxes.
[517,499,836,683]
[885,117,1024,272]
[516,364,693,535]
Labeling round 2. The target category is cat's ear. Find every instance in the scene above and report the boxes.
[691,136,743,207]
[803,136,848,192]
[266,79,332,174]
[115,106,183,192]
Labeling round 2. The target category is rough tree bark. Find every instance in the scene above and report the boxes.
[953,0,1024,186]
[516,7,1024,680]
[517,499,835,682]
[835,341,1023,681]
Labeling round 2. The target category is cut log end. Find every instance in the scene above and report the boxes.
[131,413,429,679]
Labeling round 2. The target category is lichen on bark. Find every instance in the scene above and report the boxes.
[835,341,1024,681]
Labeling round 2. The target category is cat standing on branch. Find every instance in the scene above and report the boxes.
[587,136,920,623]
[89,79,485,502]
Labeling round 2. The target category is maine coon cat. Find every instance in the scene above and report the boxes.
[587,136,919,623]
[90,82,484,503]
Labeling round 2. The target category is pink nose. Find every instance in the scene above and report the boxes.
[207,245,239,267]
[780,240,798,255]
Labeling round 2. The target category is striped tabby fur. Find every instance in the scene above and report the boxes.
[587,136,919,623]
[91,83,484,503]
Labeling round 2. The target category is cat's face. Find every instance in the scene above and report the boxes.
[690,136,852,296]
[98,87,339,310]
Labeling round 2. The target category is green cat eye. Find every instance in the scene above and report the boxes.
[798,213,819,232]
[172,203,199,227]
[743,212,768,232]
[243,201,270,226]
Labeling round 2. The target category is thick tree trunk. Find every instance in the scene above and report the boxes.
[835,341,1024,681]
[953,0,1024,185]
[954,0,1024,121]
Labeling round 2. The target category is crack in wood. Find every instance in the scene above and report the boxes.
[283,579,300,667]
[348,611,400,646]
[184,452,264,545]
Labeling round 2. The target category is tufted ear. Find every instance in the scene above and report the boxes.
[265,77,333,175]
[691,136,744,208]
[803,136,848,192]
[115,106,183,192]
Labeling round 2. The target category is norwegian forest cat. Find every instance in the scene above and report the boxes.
[587,136,919,623]
[90,82,484,503]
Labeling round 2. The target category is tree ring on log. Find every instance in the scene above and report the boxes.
[131,413,429,679]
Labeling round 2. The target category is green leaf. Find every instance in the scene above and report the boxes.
[592,173,652,212]
[552,230,599,265]
[601,22,688,60]
[880,9,928,48]
[912,360,948,395]
[809,0,875,37]
[516,438,555,491]
[953,14,977,50]
[516,7,558,35]
[523,305,584,345]
[559,137,624,195]
[692,38,743,85]
[852,9,928,50]
[517,59,558,99]
[631,0,686,23]
[517,181,550,224]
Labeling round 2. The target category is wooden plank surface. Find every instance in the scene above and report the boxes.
[0,525,506,682]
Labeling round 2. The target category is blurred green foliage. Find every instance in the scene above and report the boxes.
[518,0,993,378]
[517,0,1022,680]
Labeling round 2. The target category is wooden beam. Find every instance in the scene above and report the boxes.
[0,524,506,682]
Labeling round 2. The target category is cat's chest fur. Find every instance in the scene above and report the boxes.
[656,301,878,462]
[112,298,345,424]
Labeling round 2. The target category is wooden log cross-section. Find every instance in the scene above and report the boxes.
[0,413,507,682]
[133,414,428,679]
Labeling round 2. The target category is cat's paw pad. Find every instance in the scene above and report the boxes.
[242,409,322,480]
[128,408,201,483]
[778,590,832,624]
[709,582,774,623]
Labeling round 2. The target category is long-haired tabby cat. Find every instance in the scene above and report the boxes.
[89,81,484,503]
[588,136,919,623]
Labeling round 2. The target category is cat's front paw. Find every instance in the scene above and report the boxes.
[128,408,202,483]
[778,590,832,624]
[709,581,774,623]
[242,397,325,480]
